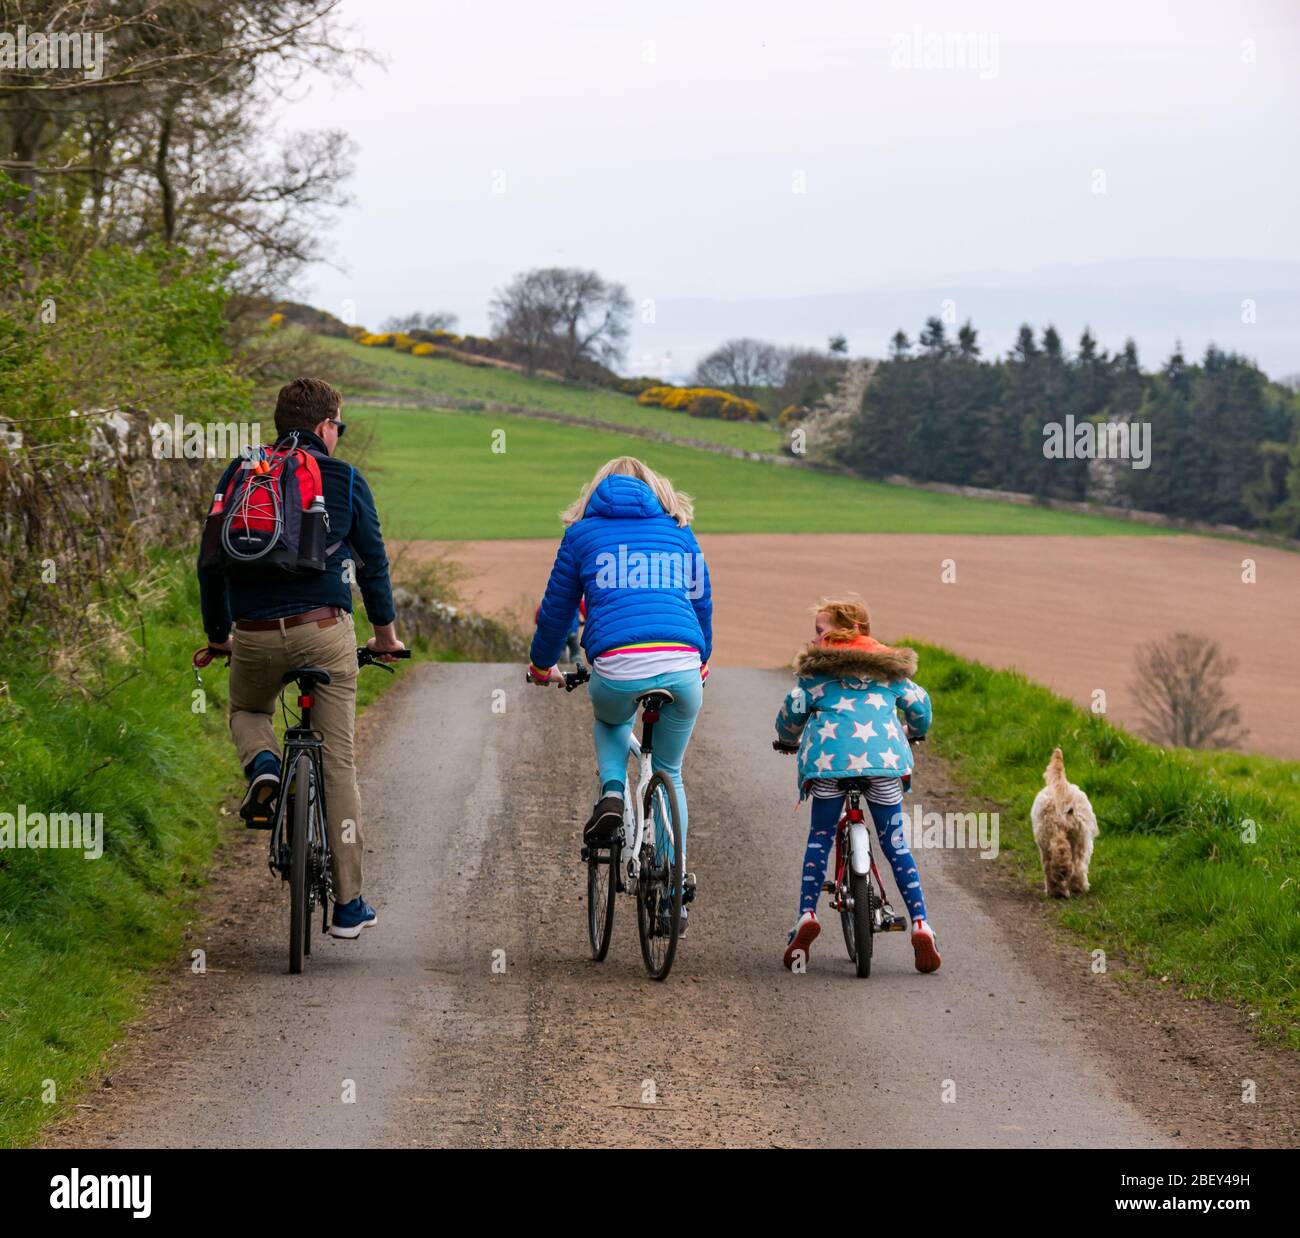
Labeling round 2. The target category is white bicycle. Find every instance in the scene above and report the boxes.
[532,662,694,980]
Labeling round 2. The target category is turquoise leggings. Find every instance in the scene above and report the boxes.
[589,669,703,846]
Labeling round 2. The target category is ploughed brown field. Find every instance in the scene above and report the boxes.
[394,534,1300,761]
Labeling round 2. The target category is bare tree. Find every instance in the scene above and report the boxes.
[1131,632,1248,749]
[694,338,790,400]
[490,267,631,377]
[489,270,561,374]
[0,0,368,290]
[773,348,848,412]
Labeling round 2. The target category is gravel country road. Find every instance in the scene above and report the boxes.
[41,665,1299,1149]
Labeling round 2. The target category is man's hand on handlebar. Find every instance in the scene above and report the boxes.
[366,622,406,662]
[357,645,411,672]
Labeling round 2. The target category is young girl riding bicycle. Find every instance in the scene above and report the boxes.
[774,596,940,974]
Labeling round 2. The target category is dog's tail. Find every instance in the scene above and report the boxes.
[1045,747,1073,812]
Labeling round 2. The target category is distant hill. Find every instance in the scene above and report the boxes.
[626,259,1300,383]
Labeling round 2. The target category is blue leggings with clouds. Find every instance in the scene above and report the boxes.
[801,796,927,923]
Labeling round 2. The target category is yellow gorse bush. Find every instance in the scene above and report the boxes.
[637,384,763,421]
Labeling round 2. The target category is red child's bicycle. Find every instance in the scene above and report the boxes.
[825,779,909,978]
[773,740,918,978]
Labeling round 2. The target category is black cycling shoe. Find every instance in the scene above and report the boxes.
[582,795,623,844]
[240,772,279,829]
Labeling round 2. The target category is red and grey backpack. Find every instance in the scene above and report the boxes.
[199,436,331,576]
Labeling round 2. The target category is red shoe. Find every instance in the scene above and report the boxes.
[783,911,821,970]
[911,918,941,973]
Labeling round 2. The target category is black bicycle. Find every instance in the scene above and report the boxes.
[194,643,410,974]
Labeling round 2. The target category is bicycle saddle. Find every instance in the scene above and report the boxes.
[283,665,332,688]
[636,689,675,708]
[836,778,876,794]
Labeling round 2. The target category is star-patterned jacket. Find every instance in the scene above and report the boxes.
[774,637,932,798]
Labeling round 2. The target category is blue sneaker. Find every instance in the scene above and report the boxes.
[330,896,377,939]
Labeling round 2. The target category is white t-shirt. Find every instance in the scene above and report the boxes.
[593,642,701,681]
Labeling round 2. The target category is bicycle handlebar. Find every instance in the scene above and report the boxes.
[193,645,411,672]
[526,662,590,692]
[357,646,411,673]
[772,733,924,754]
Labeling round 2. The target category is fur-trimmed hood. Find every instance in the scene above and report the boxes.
[793,639,918,683]
[775,635,932,797]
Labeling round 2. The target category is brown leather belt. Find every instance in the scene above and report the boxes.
[235,606,343,632]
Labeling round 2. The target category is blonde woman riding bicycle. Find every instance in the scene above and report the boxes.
[528,457,713,934]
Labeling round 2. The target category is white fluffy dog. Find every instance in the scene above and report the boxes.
[1031,748,1099,898]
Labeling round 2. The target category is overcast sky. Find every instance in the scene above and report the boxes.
[284,0,1300,349]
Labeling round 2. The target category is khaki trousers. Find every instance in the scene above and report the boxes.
[228,611,364,904]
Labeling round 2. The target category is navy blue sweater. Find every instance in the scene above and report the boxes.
[198,431,396,642]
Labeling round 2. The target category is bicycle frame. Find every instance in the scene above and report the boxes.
[267,691,331,906]
[830,790,904,932]
[615,732,652,889]
[830,792,875,915]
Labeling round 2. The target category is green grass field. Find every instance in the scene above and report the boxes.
[318,335,784,452]
[344,403,1168,540]
[914,640,1300,1049]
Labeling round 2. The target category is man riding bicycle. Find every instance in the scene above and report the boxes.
[197,377,404,938]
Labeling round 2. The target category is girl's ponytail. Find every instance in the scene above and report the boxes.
[812,595,871,643]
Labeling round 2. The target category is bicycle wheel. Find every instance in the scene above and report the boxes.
[850,872,876,979]
[587,840,618,960]
[304,783,327,958]
[289,752,312,975]
[304,846,315,958]
[837,833,857,961]
[636,771,684,981]
[840,878,857,963]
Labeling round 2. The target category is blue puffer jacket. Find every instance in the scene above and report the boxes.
[775,638,932,798]
[530,475,712,669]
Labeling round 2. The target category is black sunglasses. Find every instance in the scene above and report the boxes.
[325,418,346,439]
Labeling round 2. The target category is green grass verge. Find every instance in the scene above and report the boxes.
[912,640,1300,1049]
[0,564,432,1147]
[317,335,784,452]
[345,403,1169,540]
